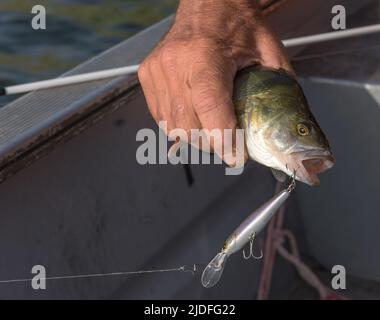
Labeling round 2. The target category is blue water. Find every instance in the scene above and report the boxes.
[0,0,177,105]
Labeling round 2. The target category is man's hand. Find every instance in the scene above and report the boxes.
[138,0,293,166]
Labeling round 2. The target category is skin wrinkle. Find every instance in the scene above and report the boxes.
[138,0,293,167]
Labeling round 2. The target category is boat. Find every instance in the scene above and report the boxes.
[0,0,379,299]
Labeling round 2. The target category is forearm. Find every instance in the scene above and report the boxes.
[173,0,265,40]
[177,0,261,13]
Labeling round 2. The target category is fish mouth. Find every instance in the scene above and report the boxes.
[289,150,335,186]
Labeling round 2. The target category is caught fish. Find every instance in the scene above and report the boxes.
[201,67,335,288]
[234,66,335,185]
[202,177,296,288]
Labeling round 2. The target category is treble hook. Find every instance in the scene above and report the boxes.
[287,172,296,193]
[243,233,263,260]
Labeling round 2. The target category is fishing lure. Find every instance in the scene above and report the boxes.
[201,176,296,288]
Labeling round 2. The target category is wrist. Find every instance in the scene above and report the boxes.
[172,0,264,41]
[178,0,261,10]
[177,0,261,19]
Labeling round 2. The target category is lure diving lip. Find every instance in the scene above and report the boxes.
[201,178,295,288]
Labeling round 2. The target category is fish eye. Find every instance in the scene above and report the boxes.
[297,123,310,136]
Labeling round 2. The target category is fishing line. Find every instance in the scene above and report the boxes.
[0,264,203,284]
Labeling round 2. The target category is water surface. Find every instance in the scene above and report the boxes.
[0,0,178,105]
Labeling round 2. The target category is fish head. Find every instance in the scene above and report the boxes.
[235,66,335,186]
[264,103,335,186]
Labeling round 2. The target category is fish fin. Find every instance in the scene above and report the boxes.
[271,168,287,182]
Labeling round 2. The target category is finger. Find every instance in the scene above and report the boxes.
[190,63,247,167]
[169,95,202,138]
[139,60,176,134]
[254,28,296,76]
[138,62,160,122]
[164,68,203,147]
